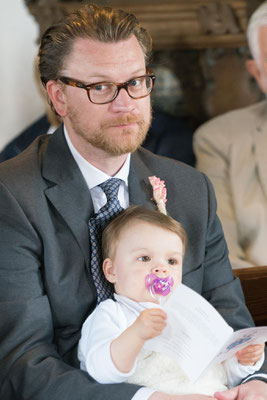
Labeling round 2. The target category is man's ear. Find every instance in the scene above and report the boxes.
[46,80,68,117]
[103,258,116,283]
[246,59,264,91]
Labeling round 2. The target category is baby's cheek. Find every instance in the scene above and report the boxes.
[174,269,182,286]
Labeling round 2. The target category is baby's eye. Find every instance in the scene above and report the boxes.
[168,258,178,266]
[138,256,151,262]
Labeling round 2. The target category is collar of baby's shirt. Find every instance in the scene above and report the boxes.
[114,293,163,317]
[63,125,130,190]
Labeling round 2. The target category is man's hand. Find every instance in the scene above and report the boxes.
[236,343,265,365]
[214,380,267,400]
[133,308,167,340]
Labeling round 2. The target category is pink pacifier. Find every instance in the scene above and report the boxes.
[145,273,174,303]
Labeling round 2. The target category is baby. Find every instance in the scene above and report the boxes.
[78,205,264,396]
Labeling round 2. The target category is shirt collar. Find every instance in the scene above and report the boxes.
[114,293,162,313]
[64,126,130,190]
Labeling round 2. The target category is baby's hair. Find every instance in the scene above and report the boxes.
[102,205,187,260]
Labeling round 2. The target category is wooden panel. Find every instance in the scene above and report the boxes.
[27,0,248,49]
[234,267,267,326]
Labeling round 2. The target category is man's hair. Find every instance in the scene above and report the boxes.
[247,1,267,67]
[38,3,152,86]
[102,205,187,260]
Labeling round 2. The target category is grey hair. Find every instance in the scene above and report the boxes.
[247,1,267,67]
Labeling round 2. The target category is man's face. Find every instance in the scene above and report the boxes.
[104,221,183,303]
[51,35,152,158]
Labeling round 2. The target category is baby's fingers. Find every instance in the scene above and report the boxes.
[236,343,265,365]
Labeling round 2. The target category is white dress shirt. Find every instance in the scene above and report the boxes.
[64,127,130,210]
[64,127,155,400]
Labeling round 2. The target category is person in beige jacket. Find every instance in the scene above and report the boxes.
[194,1,267,269]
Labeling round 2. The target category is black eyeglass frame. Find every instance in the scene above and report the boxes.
[57,68,156,104]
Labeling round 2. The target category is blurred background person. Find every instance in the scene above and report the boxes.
[194,1,267,269]
[0,56,60,162]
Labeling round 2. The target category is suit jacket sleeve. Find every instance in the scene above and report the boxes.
[0,179,140,400]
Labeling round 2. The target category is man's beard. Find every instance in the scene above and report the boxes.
[68,108,152,156]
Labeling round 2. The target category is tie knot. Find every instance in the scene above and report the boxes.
[99,178,122,201]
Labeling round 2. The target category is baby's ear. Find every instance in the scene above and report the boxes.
[103,258,116,283]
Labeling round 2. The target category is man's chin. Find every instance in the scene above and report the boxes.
[93,130,147,156]
[99,142,143,156]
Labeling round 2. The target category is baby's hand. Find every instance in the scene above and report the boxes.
[236,343,265,365]
[134,308,167,341]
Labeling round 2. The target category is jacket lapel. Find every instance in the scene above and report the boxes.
[254,104,267,200]
[41,133,157,266]
[129,150,156,210]
[42,126,93,267]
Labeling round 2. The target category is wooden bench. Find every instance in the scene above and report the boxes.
[233,266,267,326]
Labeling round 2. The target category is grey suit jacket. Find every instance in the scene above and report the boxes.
[0,126,257,399]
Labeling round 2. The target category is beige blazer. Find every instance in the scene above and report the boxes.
[194,100,267,268]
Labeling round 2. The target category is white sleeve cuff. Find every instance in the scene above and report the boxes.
[224,352,265,387]
[242,372,267,383]
[131,387,156,400]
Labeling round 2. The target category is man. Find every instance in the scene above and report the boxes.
[0,4,266,400]
[194,1,267,269]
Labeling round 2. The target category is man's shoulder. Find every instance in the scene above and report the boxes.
[0,125,65,183]
[0,134,51,189]
[133,146,199,178]
[135,146,193,168]
[131,147,208,208]
[195,100,267,139]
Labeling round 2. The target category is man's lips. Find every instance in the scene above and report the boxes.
[101,116,142,130]
[110,122,138,128]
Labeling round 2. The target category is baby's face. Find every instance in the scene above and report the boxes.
[103,221,183,303]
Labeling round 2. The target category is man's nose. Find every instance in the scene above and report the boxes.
[110,88,135,112]
[152,264,168,277]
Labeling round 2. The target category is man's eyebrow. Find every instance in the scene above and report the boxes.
[85,68,147,82]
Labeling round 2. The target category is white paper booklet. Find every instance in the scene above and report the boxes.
[144,283,267,382]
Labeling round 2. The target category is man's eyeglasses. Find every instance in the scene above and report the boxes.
[57,69,156,105]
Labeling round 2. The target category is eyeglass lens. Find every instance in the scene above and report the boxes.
[89,76,153,104]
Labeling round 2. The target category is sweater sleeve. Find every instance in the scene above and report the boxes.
[78,300,138,384]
